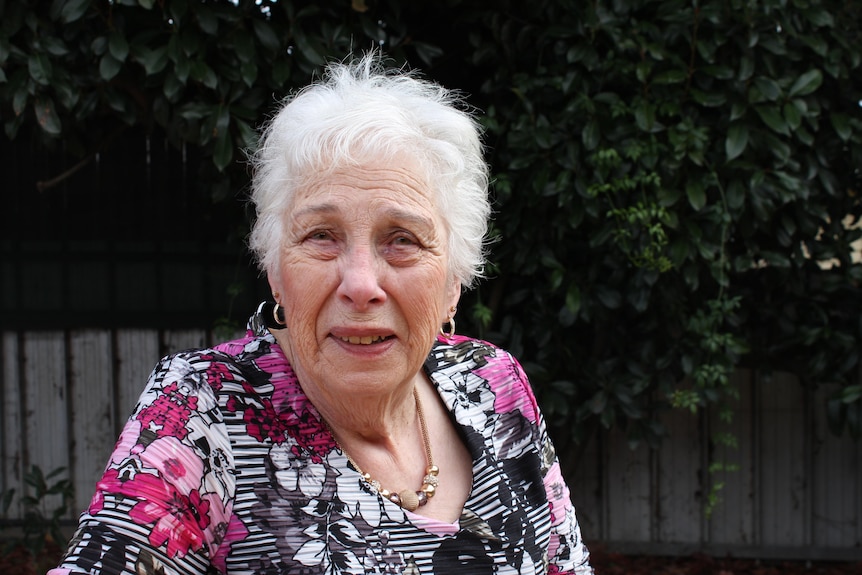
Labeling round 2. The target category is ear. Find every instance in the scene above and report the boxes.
[267,273,282,302]
[446,278,462,316]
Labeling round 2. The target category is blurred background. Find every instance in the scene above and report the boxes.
[1,0,861,571]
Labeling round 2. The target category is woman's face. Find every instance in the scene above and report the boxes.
[268,157,460,401]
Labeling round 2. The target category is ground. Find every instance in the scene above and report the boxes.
[2,544,861,574]
[590,547,862,575]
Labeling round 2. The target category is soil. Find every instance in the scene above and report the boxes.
[2,543,860,574]
[590,547,862,575]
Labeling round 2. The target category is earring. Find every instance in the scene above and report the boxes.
[273,303,286,327]
[440,306,457,338]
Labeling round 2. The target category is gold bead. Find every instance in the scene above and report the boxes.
[422,484,436,497]
[399,489,420,511]
[380,489,391,498]
[426,465,439,475]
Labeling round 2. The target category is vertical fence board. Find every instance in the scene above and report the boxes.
[566,430,602,543]
[657,406,702,543]
[708,369,755,545]
[1,333,23,511]
[758,372,806,546]
[163,329,208,355]
[23,331,69,517]
[605,428,651,541]
[69,330,116,517]
[2,327,862,559]
[812,382,860,548]
[116,330,160,426]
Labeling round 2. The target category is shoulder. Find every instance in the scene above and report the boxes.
[426,335,539,420]
[140,332,290,406]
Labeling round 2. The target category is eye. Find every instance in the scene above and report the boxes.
[391,234,417,246]
[306,229,334,242]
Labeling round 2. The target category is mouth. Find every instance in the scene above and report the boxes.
[337,335,393,345]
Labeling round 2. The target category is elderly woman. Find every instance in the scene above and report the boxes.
[50,53,593,575]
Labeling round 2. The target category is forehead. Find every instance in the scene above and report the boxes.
[290,155,438,215]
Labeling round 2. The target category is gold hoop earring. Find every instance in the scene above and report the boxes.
[440,306,457,338]
[273,303,286,327]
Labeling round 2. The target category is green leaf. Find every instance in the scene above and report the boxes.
[753,77,781,101]
[191,60,217,90]
[595,286,622,309]
[195,6,218,35]
[582,118,599,150]
[725,123,748,161]
[99,53,122,81]
[686,180,707,211]
[294,30,327,67]
[755,105,790,136]
[28,54,53,85]
[634,100,656,132]
[565,283,581,315]
[59,0,90,24]
[33,97,61,135]
[252,19,281,54]
[109,30,130,62]
[691,89,726,107]
[135,46,169,75]
[726,179,745,210]
[783,102,801,131]
[213,131,233,171]
[241,61,258,88]
[830,113,851,142]
[139,0,155,7]
[788,69,822,97]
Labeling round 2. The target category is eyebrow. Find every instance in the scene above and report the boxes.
[293,203,436,230]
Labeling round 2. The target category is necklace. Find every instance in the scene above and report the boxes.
[326,387,439,511]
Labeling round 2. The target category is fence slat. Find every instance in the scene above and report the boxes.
[605,428,652,541]
[812,382,860,548]
[1,333,23,512]
[69,330,116,516]
[708,368,756,545]
[758,372,806,546]
[22,331,70,517]
[116,329,160,427]
[657,404,702,543]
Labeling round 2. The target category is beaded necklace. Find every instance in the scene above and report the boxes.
[327,388,439,511]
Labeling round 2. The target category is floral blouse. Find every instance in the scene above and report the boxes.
[50,309,593,575]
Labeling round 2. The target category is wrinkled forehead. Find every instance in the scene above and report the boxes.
[288,149,439,214]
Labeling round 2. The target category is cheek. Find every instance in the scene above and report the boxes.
[400,276,450,336]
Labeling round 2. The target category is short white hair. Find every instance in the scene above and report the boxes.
[248,51,490,288]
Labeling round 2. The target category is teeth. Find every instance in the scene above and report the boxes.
[340,335,385,345]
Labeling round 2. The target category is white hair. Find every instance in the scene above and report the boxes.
[248,51,490,288]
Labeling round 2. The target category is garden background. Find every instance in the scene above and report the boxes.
[1,0,861,572]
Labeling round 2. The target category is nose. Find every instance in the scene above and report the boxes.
[336,244,387,309]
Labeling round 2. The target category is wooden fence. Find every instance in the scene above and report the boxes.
[1,328,860,561]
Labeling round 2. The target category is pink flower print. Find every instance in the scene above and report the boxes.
[244,398,290,444]
[291,411,336,463]
[210,514,249,573]
[203,358,233,391]
[543,461,572,527]
[476,356,538,422]
[123,472,211,558]
[137,382,199,440]
[107,419,144,466]
[89,468,127,514]
[139,435,205,497]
